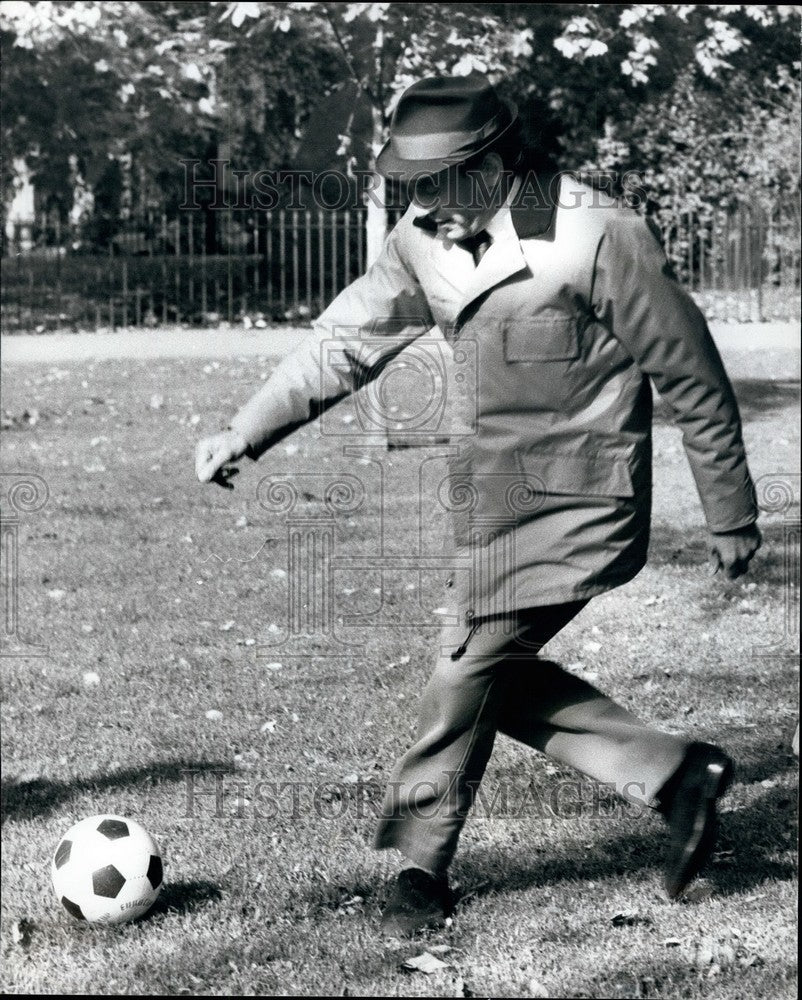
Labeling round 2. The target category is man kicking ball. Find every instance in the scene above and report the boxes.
[196,74,761,935]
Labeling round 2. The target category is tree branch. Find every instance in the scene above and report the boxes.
[320,4,379,108]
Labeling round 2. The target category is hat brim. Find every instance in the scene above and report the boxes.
[375,99,519,181]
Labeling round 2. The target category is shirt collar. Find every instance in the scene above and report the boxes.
[412,171,559,240]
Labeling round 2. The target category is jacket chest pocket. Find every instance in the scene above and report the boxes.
[503,314,579,362]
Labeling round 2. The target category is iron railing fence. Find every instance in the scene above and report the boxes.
[1,200,799,332]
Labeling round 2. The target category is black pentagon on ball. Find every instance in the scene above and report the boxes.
[54,839,72,869]
[93,864,126,898]
[96,818,129,840]
[147,854,163,890]
[61,896,86,920]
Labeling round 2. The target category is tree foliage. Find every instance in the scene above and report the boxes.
[1,2,798,231]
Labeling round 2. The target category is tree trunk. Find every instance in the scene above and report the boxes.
[366,105,388,267]
[5,158,35,252]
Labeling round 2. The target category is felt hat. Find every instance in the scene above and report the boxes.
[376,74,518,180]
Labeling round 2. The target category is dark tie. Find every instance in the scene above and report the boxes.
[459,230,492,266]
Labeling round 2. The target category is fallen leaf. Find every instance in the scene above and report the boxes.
[82,671,100,687]
[692,936,716,967]
[583,640,602,654]
[219,620,236,632]
[205,709,223,721]
[260,719,276,733]
[402,952,450,974]
[149,393,164,410]
[718,943,736,967]
[611,910,652,927]
[11,919,34,947]
[738,953,765,969]
[663,938,683,947]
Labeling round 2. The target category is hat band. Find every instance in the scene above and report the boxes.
[391,111,506,164]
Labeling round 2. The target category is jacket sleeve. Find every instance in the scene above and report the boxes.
[230,211,435,459]
[591,212,758,533]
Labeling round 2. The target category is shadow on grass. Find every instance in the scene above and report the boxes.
[715,783,798,896]
[653,378,800,426]
[149,878,224,917]
[568,957,786,1000]
[727,731,797,786]
[731,378,800,422]
[648,521,795,587]
[0,759,233,824]
[289,876,381,919]
[457,743,796,904]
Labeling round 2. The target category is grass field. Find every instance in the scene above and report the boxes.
[1,338,798,997]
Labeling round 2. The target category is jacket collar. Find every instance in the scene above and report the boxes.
[411,172,560,319]
[509,171,559,239]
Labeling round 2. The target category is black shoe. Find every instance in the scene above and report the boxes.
[659,742,734,900]
[380,868,453,937]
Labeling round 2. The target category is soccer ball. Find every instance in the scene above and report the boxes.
[51,814,163,924]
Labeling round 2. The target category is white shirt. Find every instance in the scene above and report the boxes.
[440,174,522,294]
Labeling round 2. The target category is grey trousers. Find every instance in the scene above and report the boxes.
[373,601,689,873]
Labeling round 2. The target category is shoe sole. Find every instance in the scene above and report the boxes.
[666,756,733,900]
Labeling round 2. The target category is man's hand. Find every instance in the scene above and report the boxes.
[195,429,248,489]
[708,523,762,579]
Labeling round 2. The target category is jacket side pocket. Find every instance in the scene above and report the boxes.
[504,314,579,362]
[516,448,635,499]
